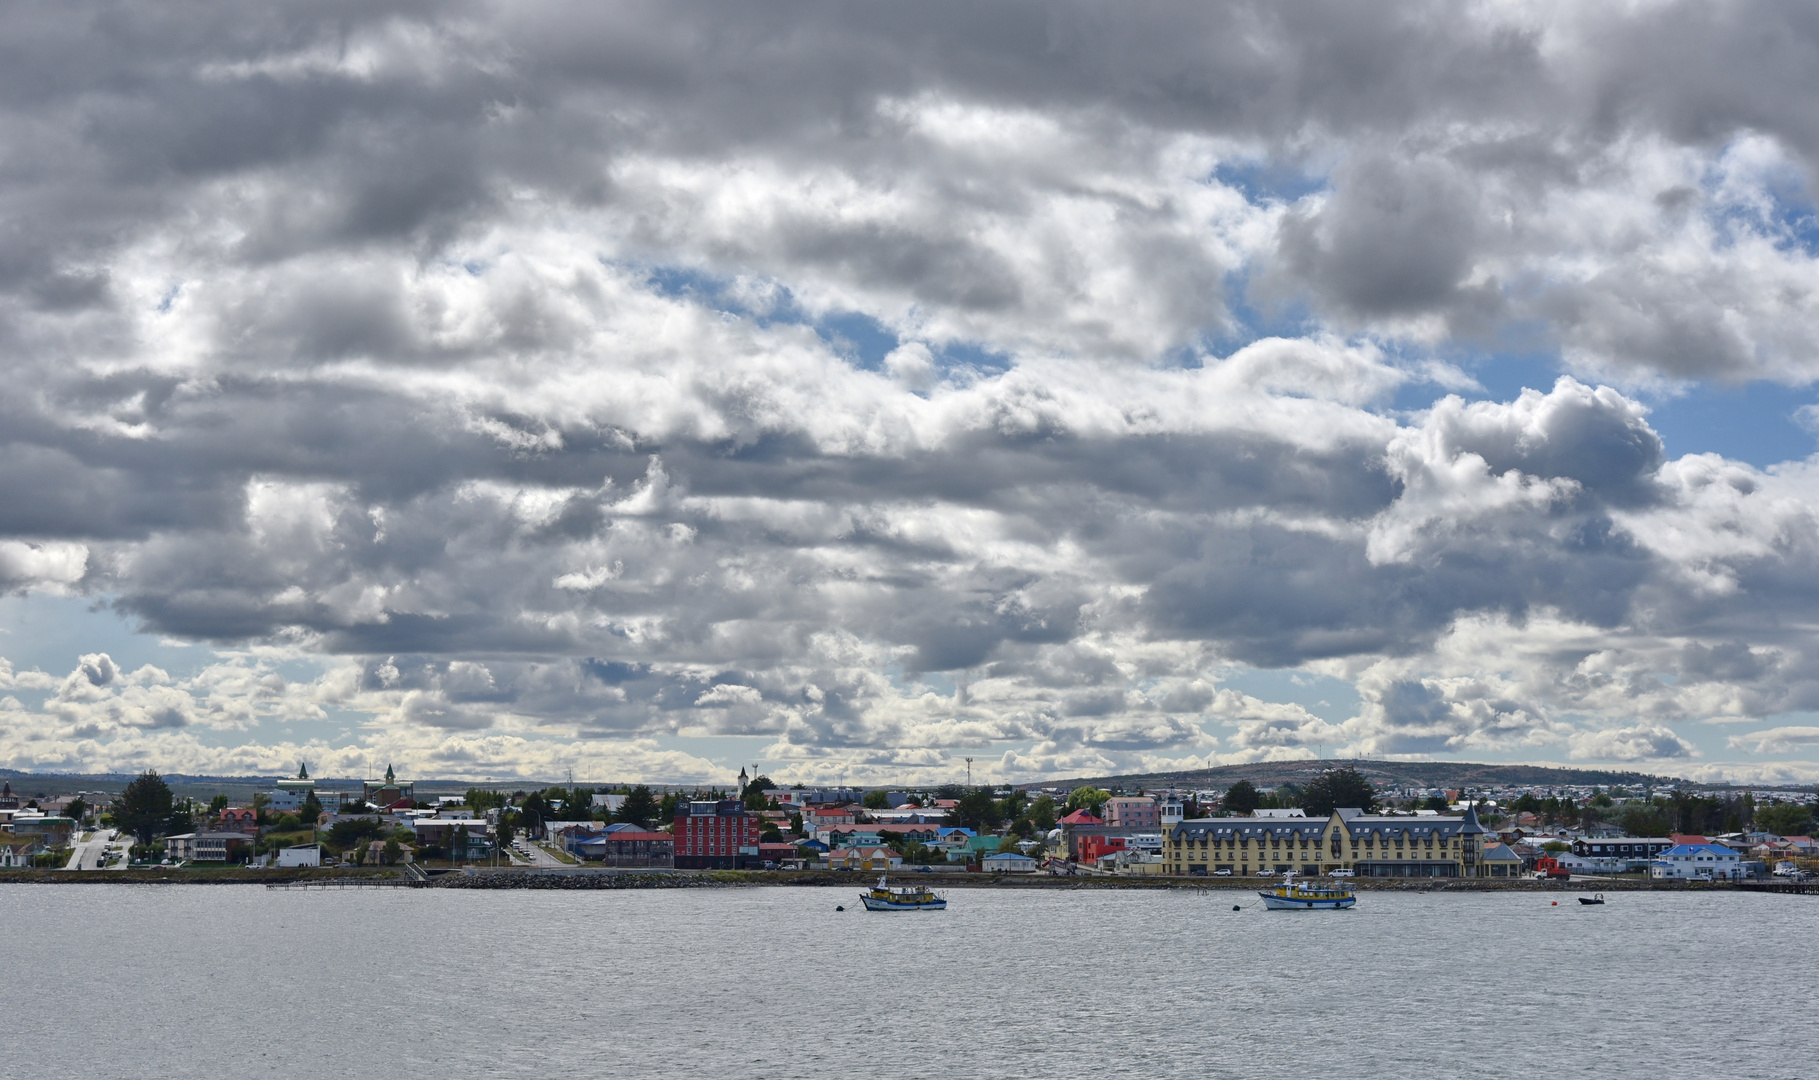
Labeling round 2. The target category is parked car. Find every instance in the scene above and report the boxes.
[1328,869,1355,878]
[1212,869,1232,877]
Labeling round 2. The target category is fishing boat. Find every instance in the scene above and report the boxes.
[1258,872,1356,910]
[859,876,947,911]
[1578,893,1605,905]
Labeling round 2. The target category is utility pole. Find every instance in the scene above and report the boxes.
[966,757,974,789]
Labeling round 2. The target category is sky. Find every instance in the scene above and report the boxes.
[5,1,1819,788]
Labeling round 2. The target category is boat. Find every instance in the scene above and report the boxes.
[1578,893,1605,905]
[1258,872,1356,910]
[859,876,947,911]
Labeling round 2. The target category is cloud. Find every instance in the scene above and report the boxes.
[4,1,1819,781]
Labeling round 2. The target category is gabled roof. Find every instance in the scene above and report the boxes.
[1059,810,1103,825]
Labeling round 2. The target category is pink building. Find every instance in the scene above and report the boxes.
[1102,797,1159,829]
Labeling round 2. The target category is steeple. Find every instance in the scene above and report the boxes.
[298,762,309,780]
[385,763,395,783]
[737,766,749,797]
[1459,803,1487,835]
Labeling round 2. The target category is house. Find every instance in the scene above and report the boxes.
[215,807,258,834]
[1783,836,1817,855]
[982,852,1039,873]
[756,842,804,868]
[569,823,674,867]
[1651,843,1744,880]
[876,823,941,844]
[165,832,255,863]
[276,844,321,868]
[827,846,901,872]
[1101,797,1159,829]
[1077,834,1129,865]
[10,814,76,850]
[819,824,885,848]
[0,840,31,868]
[0,782,18,811]
[363,765,415,810]
[1058,810,1103,827]
[413,819,493,861]
[808,806,857,827]
[1479,841,1522,877]
[1571,837,1675,862]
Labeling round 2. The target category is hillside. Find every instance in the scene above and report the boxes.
[1035,759,1704,794]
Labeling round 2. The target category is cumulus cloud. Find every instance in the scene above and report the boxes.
[4,1,1819,781]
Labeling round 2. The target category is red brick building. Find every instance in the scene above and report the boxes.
[674,800,761,869]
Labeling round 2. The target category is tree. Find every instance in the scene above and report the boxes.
[998,788,1028,822]
[208,794,229,814]
[1028,795,1058,832]
[617,785,660,828]
[299,790,324,826]
[1755,802,1817,837]
[760,824,784,844]
[1617,802,1672,838]
[382,838,402,865]
[1064,787,1110,816]
[1299,768,1376,816]
[945,789,1003,831]
[788,811,805,837]
[65,797,90,825]
[862,790,891,810]
[114,771,175,846]
[1222,780,1261,816]
[1424,795,1451,812]
[252,792,271,827]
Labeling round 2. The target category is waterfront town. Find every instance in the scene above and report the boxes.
[2,763,1814,887]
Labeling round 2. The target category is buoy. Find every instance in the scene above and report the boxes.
[835,905,844,911]
[1551,901,1557,906]
[1232,904,1241,911]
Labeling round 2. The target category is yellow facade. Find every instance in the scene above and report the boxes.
[1162,808,1489,879]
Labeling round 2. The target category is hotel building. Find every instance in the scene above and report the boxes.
[1163,806,1491,878]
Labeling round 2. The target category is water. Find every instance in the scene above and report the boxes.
[0,884,1809,1080]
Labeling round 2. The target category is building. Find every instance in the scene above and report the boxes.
[1480,841,1522,877]
[0,840,30,867]
[569,823,674,867]
[413,819,492,862]
[982,852,1039,873]
[1101,797,1160,829]
[1058,809,1104,827]
[363,764,415,809]
[808,806,857,827]
[1651,843,1744,880]
[215,807,258,834]
[827,846,901,872]
[8,814,75,851]
[1159,797,1184,830]
[0,782,18,811]
[818,824,885,848]
[674,800,761,870]
[276,844,321,868]
[1571,837,1674,862]
[1163,807,1491,877]
[165,832,255,863]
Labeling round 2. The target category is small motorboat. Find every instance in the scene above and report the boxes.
[1578,893,1605,905]
[859,876,947,911]
[1258,871,1356,910]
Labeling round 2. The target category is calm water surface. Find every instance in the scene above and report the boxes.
[0,884,1809,1079]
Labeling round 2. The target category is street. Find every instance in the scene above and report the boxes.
[64,828,121,871]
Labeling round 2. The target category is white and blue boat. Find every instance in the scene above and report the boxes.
[1258,872,1356,910]
[859,876,947,911]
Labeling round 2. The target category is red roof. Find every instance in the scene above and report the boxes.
[1059,810,1103,826]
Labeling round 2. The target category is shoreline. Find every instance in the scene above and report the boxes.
[0,866,1806,894]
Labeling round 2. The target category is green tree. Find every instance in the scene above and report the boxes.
[167,798,195,837]
[1755,802,1817,837]
[113,771,175,846]
[1299,768,1376,816]
[862,790,891,810]
[382,838,402,865]
[788,811,805,837]
[1424,795,1451,812]
[1617,802,1672,837]
[945,789,1003,831]
[208,794,229,814]
[760,824,784,844]
[65,797,90,825]
[1221,780,1261,816]
[1028,795,1058,832]
[997,833,1023,853]
[251,792,271,827]
[299,790,324,825]
[1064,787,1111,817]
[998,788,1028,822]
[617,785,660,828]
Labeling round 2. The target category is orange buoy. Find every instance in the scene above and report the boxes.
[1551,901,1557,906]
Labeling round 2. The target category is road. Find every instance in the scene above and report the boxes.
[518,840,569,868]
[65,828,122,871]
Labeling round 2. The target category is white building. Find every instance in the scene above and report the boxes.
[1651,843,1744,880]
[276,844,321,868]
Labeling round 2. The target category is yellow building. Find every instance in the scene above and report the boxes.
[1163,806,1490,878]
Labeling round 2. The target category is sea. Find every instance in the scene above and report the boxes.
[0,883,1810,1079]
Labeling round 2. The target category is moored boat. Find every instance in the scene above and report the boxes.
[1258,872,1356,910]
[859,876,947,911]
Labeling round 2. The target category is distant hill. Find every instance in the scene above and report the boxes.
[1031,759,1707,793]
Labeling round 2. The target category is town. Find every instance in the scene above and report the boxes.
[3,764,1814,887]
